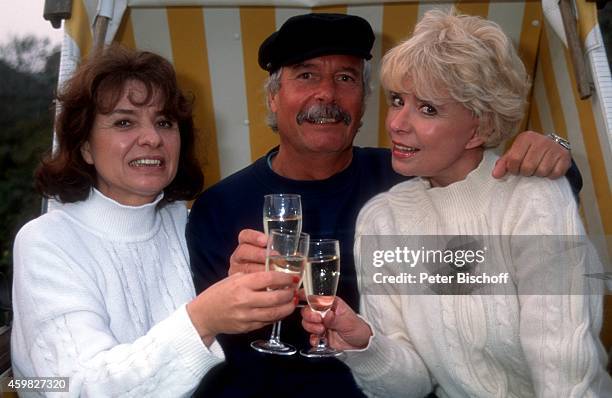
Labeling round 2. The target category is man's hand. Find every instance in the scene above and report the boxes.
[301,296,372,351]
[492,130,571,179]
[228,229,267,275]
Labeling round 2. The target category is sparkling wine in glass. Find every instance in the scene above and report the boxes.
[263,193,305,306]
[263,194,302,236]
[250,230,309,355]
[300,239,342,358]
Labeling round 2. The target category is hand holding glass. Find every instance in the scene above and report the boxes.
[300,239,342,358]
[250,230,309,355]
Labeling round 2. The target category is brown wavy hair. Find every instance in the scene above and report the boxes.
[36,45,204,203]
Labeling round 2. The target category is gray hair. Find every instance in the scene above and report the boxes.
[264,59,372,132]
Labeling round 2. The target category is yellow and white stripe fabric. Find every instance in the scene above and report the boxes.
[62,1,610,261]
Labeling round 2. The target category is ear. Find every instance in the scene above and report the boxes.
[268,91,279,113]
[465,133,486,150]
[465,121,486,150]
[80,141,94,165]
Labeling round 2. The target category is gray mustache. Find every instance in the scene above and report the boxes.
[296,103,352,126]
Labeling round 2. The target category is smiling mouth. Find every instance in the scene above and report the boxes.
[296,104,352,126]
[394,143,420,154]
[129,158,163,167]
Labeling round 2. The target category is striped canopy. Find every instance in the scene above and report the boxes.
[61,0,610,260]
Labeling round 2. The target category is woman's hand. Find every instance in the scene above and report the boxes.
[187,271,298,344]
[301,296,373,351]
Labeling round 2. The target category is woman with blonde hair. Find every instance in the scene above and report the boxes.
[302,9,611,397]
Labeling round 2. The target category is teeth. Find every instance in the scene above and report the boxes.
[395,144,419,152]
[312,118,337,124]
[130,159,162,167]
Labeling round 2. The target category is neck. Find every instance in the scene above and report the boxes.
[428,148,485,188]
[271,146,353,180]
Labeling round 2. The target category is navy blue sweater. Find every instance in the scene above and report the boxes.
[186,147,405,398]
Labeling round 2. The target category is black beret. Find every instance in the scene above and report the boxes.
[258,13,375,73]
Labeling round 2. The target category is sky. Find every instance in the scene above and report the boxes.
[0,0,64,46]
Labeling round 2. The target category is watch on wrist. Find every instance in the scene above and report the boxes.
[546,132,571,151]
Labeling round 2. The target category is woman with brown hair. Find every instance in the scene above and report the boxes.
[11,45,297,397]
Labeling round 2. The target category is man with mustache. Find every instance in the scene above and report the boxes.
[186,13,579,398]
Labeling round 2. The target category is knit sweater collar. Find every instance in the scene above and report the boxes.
[424,150,499,213]
[63,188,164,241]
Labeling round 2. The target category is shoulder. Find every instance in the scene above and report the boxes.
[499,174,580,234]
[354,146,391,162]
[356,191,390,232]
[514,176,576,205]
[505,174,575,209]
[15,209,72,248]
[356,179,425,234]
[13,210,87,280]
[159,200,188,230]
[187,157,267,239]
[353,147,408,187]
[191,158,263,211]
[353,147,394,175]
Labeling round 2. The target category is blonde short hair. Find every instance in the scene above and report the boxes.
[380,9,530,147]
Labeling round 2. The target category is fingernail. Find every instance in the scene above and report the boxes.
[292,276,299,284]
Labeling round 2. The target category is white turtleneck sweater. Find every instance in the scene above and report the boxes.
[11,189,224,397]
[346,151,612,398]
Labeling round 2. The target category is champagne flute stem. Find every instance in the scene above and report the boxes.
[273,321,283,342]
[269,321,278,343]
[317,330,329,350]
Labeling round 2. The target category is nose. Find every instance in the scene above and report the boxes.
[387,106,413,136]
[137,123,162,147]
[314,76,337,102]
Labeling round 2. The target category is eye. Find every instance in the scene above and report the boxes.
[337,74,356,83]
[157,118,175,129]
[114,119,132,128]
[388,93,404,108]
[419,103,437,116]
[297,72,313,80]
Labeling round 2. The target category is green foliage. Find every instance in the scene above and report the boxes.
[0,36,59,322]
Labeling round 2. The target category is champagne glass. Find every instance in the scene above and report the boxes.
[250,230,309,355]
[263,194,302,236]
[263,193,305,307]
[300,239,342,358]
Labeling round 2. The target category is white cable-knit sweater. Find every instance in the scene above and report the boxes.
[346,151,612,398]
[11,189,224,397]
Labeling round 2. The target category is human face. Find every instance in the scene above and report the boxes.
[269,54,365,155]
[386,83,484,187]
[80,80,180,206]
